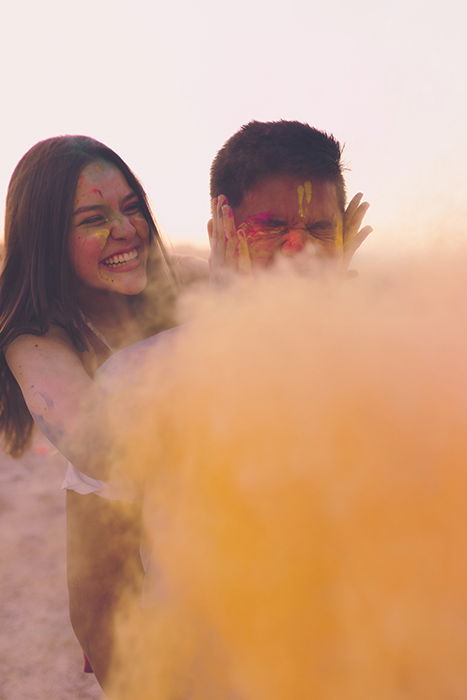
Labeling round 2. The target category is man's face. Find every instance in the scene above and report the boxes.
[232,175,343,267]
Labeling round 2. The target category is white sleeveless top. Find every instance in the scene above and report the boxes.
[61,317,112,498]
[62,463,106,495]
[61,325,177,501]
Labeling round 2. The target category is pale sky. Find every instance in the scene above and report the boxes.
[1,0,465,260]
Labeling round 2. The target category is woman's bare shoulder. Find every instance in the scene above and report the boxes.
[5,324,94,436]
[5,325,101,469]
[5,325,84,383]
[6,325,75,360]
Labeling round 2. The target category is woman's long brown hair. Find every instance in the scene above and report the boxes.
[0,135,177,457]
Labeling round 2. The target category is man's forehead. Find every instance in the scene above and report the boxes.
[234,175,340,221]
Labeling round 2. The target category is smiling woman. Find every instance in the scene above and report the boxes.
[0,135,177,462]
[0,135,207,690]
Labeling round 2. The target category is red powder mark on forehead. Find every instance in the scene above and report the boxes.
[91,188,103,197]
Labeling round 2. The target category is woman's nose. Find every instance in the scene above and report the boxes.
[109,215,136,239]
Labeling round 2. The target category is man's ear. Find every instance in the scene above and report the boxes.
[207,218,213,239]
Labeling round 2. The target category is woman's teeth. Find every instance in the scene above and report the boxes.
[102,248,138,267]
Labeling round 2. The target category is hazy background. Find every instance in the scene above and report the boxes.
[0,0,465,258]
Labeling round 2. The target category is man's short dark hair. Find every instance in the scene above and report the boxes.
[210,120,346,210]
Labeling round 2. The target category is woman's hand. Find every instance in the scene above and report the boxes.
[343,193,373,265]
[208,195,252,281]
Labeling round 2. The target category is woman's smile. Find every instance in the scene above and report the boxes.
[101,245,141,269]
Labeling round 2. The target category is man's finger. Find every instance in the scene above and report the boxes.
[350,201,370,231]
[213,195,226,261]
[344,192,364,225]
[224,208,237,263]
[237,230,252,274]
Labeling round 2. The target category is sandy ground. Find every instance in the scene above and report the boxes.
[0,432,103,700]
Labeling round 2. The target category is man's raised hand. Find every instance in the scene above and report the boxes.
[208,195,252,280]
[343,193,373,265]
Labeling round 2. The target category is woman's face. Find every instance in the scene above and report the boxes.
[69,160,150,296]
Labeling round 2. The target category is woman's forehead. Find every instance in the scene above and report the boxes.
[75,161,131,201]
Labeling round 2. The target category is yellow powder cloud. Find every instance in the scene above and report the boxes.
[105,249,467,699]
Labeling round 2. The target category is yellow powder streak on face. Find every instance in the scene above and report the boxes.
[297,185,305,218]
[298,182,313,218]
[91,228,110,245]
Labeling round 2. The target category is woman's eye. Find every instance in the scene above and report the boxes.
[124,201,141,215]
[80,215,106,226]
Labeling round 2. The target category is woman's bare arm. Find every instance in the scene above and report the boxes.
[5,326,109,479]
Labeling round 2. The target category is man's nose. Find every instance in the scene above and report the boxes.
[281,229,308,255]
[109,214,136,239]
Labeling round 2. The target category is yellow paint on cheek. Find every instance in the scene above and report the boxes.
[297,181,312,218]
[91,228,110,245]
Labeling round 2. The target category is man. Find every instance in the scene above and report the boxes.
[208,120,372,273]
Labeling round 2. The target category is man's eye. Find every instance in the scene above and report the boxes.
[307,227,335,240]
[261,223,288,236]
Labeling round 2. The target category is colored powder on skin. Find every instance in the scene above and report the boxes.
[91,188,103,197]
[91,228,110,244]
[241,219,288,263]
[281,231,306,253]
[297,185,305,218]
[237,233,252,274]
[240,213,285,239]
[297,181,312,218]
